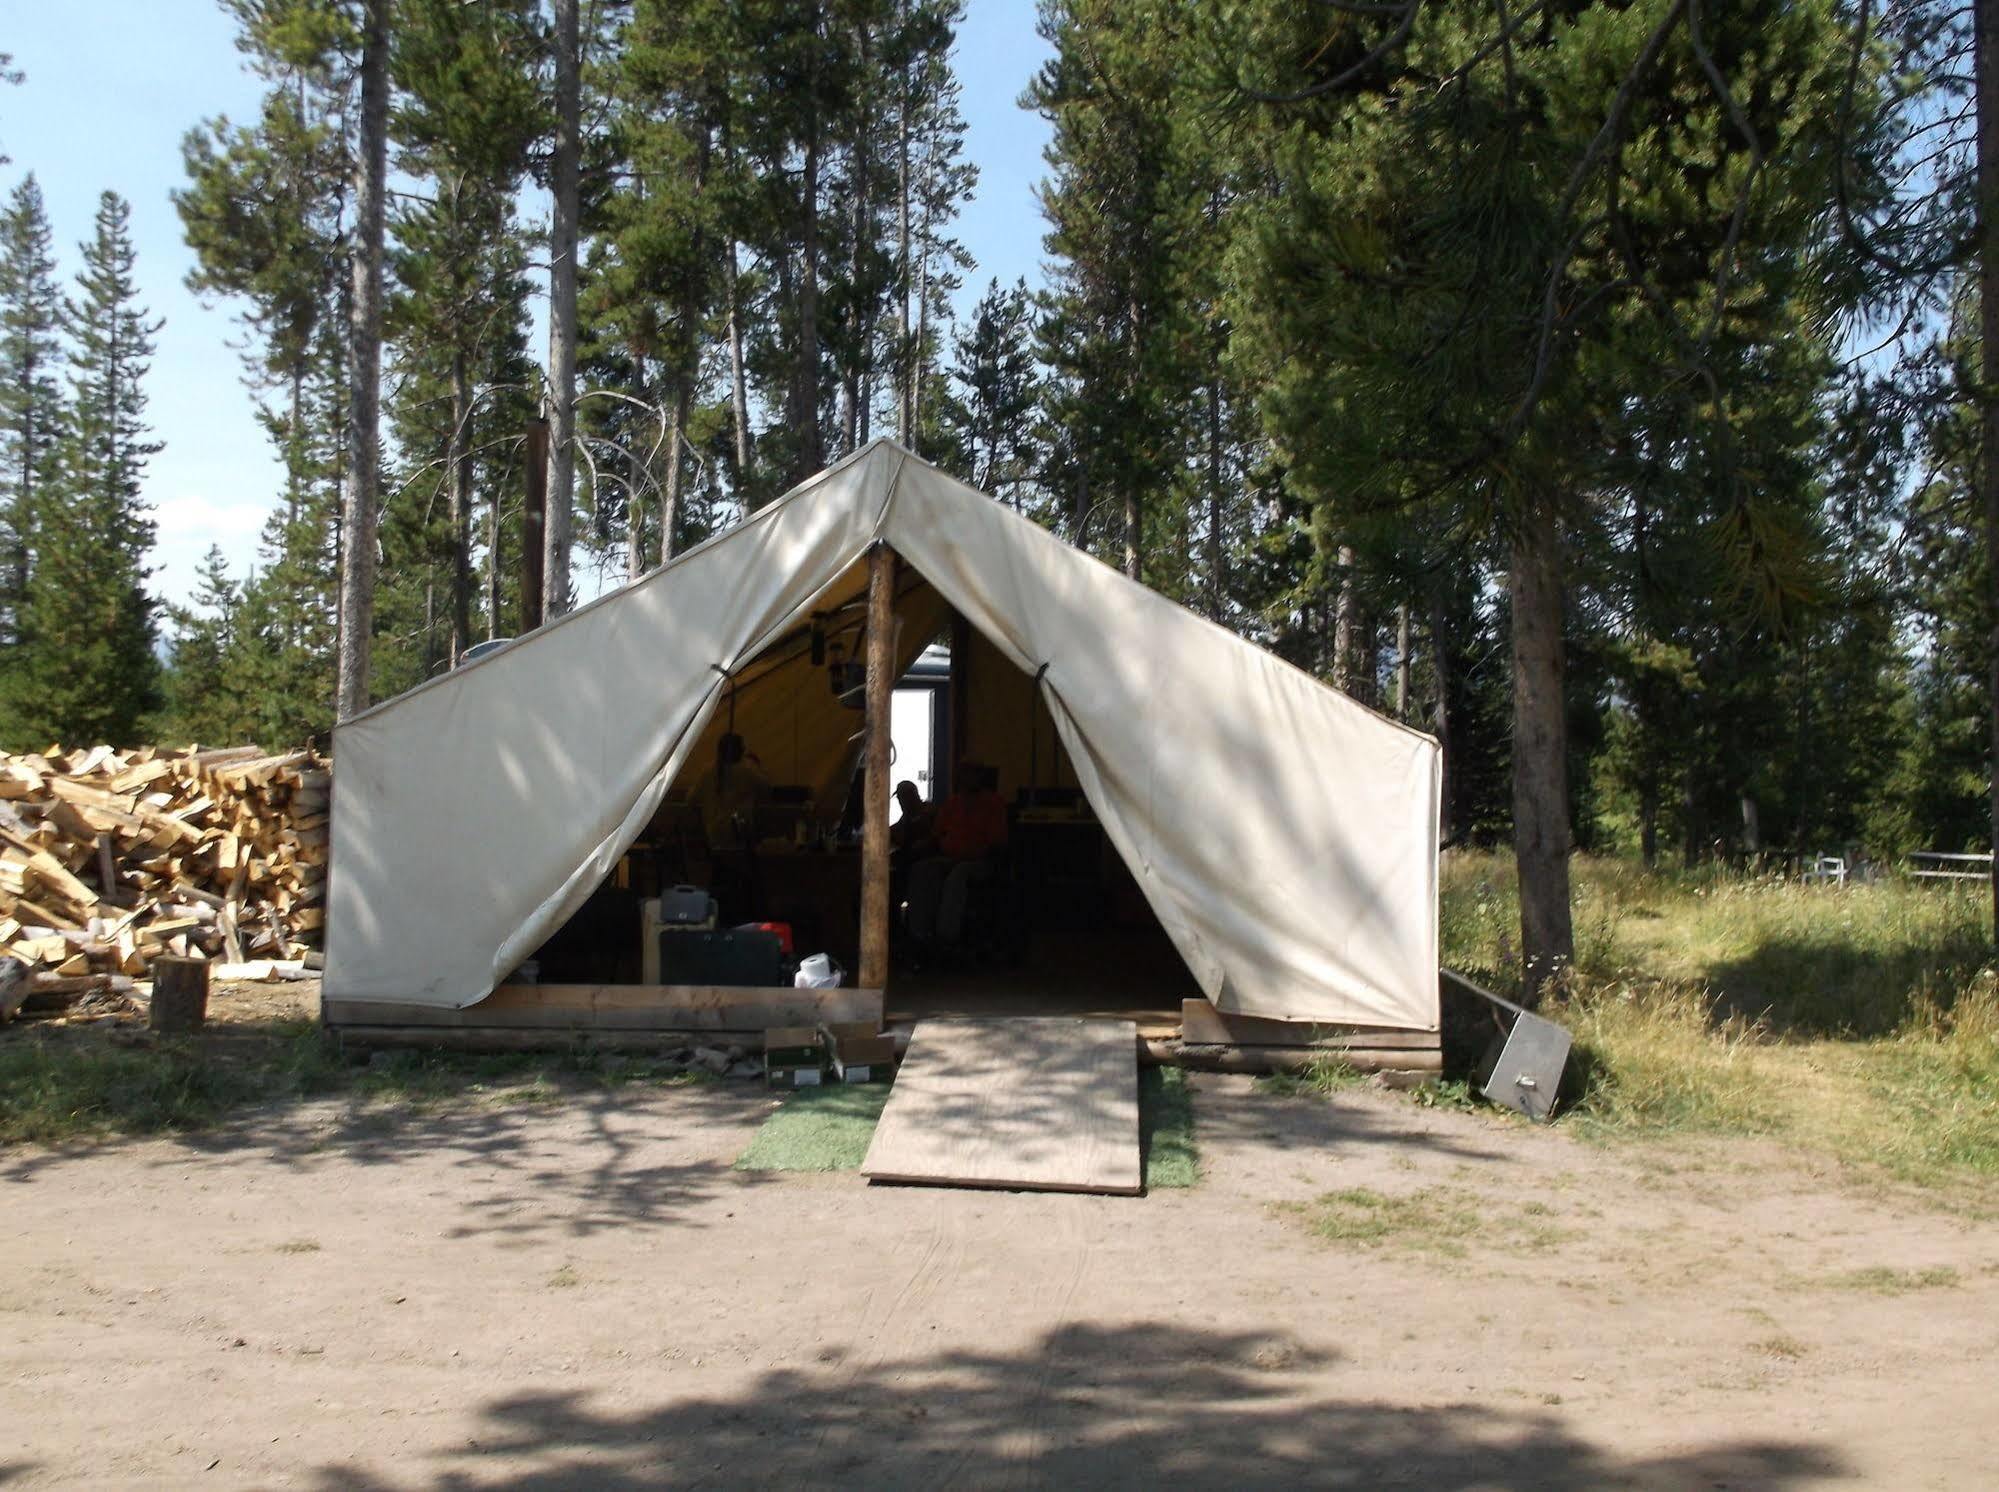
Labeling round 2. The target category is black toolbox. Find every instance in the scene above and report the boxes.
[657,927,789,987]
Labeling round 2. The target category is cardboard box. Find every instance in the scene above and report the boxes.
[766,1025,827,1088]
[765,1025,826,1068]
[820,1022,898,1084]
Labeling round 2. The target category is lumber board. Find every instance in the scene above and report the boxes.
[1173,1042,1443,1075]
[329,1025,776,1056]
[1179,998,1437,1050]
[322,983,884,1032]
[861,1017,1142,1196]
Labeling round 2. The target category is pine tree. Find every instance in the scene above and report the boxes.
[177,7,360,739]
[160,545,256,744]
[0,174,64,649]
[6,192,161,746]
[387,0,540,667]
[1029,0,1198,583]
[1206,0,1883,993]
[942,276,1041,508]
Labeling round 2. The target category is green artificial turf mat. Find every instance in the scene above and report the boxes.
[1139,1066,1199,1189]
[734,1063,1200,1189]
[734,1082,892,1172]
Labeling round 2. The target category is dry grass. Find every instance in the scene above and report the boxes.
[1443,852,1999,1192]
[1279,1184,1568,1255]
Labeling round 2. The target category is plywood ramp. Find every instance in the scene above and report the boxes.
[861,1017,1141,1196]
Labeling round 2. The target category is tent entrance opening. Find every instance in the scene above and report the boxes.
[521,563,1192,1029]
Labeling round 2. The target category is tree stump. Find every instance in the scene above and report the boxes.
[0,955,29,1022]
[151,958,210,1035]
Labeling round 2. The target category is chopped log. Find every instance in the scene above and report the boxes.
[151,957,210,1034]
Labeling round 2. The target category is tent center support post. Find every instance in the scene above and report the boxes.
[858,542,897,992]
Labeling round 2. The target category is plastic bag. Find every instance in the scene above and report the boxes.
[794,953,844,989]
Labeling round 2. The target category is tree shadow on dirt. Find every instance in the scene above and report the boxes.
[1198,1075,1518,1166]
[1,1070,782,1243]
[307,1321,1840,1490]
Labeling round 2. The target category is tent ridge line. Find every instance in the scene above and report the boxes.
[876,444,913,541]
[332,437,893,737]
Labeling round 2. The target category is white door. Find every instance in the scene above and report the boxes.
[889,687,936,823]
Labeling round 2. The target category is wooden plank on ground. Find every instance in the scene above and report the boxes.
[861,1017,1141,1196]
[1179,998,1437,1050]
[321,983,883,1032]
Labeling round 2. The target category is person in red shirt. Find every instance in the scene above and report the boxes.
[905,764,1008,947]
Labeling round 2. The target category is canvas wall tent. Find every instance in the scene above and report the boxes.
[324,440,1443,1033]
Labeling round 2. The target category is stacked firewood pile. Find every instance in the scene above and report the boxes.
[0,744,328,1022]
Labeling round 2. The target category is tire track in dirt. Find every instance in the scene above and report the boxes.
[937,1198,1096,1490]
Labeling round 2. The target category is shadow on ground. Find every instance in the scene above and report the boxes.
[308,1322,1839,1489]
[1,1065,778,1243]
[1705,932,1990,1037]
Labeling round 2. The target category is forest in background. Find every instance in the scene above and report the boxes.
[0,1,1990,995]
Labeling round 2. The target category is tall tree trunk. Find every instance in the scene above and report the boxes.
[1333,545,1357,693]
[1979,0,1999,943]
[486,459,502,642]
[659,377,691,566]
[911,199,928,453]
[448,351,473,663]
[1428,591,1454,845]
[1122,484,1140,581]
[726,237,752,497]
[1639,777,1659,868]
[1205,378,1225,621]
[792,61,825,486]
[846,20,875,456]
[542,0,581,618]
[333,0,387,722]
[1509,501,1574,1000]
[1681,767,1702,869]
[625,353,651,583]
[1395,604,1411,720]
[897,36,914,443]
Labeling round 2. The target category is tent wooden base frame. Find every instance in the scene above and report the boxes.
[321,982,883,1033]
[319,991,1440,1078]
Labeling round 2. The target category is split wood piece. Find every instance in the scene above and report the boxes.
[151,956,210,1035]
[28,849,99,910]
[861,1017,1143,1196]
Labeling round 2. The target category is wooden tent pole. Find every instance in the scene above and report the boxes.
[858,543,897,992]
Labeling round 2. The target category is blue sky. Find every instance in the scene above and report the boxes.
[0,0,1054,608]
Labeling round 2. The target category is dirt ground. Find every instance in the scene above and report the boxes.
[4,1016,1998,1489]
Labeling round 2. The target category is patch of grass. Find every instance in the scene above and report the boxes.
[1793,1265,1961,1296]
[735,1083,891,1173]
[0,1035,267,1144]
[0,1020,722,1149]
[274,1239,321,1255]
[547,1264,580,1289]
[1752,1334,1809,1360]
[1412,1077,1480,1112]
[1441,851,1999,1193]
[1255,1051,1367,1100]
[1139,1065,1198,1189]
[1283,1186,1480,1254]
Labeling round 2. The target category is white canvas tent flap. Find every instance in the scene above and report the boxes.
[327,440,1441,1029]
